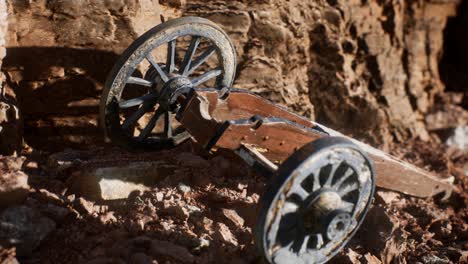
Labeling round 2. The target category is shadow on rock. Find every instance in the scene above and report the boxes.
[2,47,120,151]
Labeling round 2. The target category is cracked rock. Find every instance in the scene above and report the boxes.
[67,161,174,200]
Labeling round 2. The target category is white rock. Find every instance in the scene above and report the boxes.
[177,182,191,193]
[446,126,468,151]
[68,161,176,200]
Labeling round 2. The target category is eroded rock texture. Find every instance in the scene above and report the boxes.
[2,0,462,150]
[0,0,22,155]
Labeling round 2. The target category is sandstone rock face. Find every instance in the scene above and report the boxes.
[0,100,21,155]
[0,0,22,155]
[3,0,162,150]
[2,0,462,149]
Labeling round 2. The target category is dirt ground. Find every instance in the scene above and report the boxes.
[0,131,466,264]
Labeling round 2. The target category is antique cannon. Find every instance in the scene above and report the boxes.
[99,17,452,264]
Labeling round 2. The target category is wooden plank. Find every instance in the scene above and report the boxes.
[319,125,453,198]
[178,90,453,198]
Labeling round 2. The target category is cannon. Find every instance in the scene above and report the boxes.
[99,17,452,264]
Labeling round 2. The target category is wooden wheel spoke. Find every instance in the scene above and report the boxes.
[122,106,147,131]
[146,54,169,82]
[171,130,191,144]
[341,200,355,213]
[314,234,324,249]
[191,68,222,87]
[294,186,310,200]
[281,201,299,215]
[127,76,153,87]
[333,168,354,190]
[164,112,172,138]
[338,182,359,197]
[119,93,157,109]
[138,107,165,140]
[312,169,321,192]
[299,235,311,254]
[325,163,340,187]
[180,36,201,76]
[186,46,216,76]
[166,39,176,74]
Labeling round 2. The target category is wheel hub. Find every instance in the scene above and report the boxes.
[153,75,194,111]
[325,210,351,240]
[303,190,352,241]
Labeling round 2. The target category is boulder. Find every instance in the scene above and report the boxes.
[67,161,177,201]
[0,206,56,256]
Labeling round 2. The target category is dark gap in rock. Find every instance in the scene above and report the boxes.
[439,0,468,110]
[380,1,396,44]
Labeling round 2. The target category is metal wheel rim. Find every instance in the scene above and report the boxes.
[256,137,375,264]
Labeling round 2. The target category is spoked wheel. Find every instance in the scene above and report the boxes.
[100,17,237,150]
[256,137,375,264]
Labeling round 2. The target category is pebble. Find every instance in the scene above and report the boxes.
[38,189,64,205]
[375,191,400,205]
[99,211,117,224]
[155,192,164,202]
[221,208,244,228]
[185,205,201,214]
[177,182,191,193]
[364,253,382,264]
[214,223,238,246]
[421,254,450,264]
[74,197,95,215]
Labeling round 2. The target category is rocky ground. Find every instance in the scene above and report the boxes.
[0,130,466,264]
